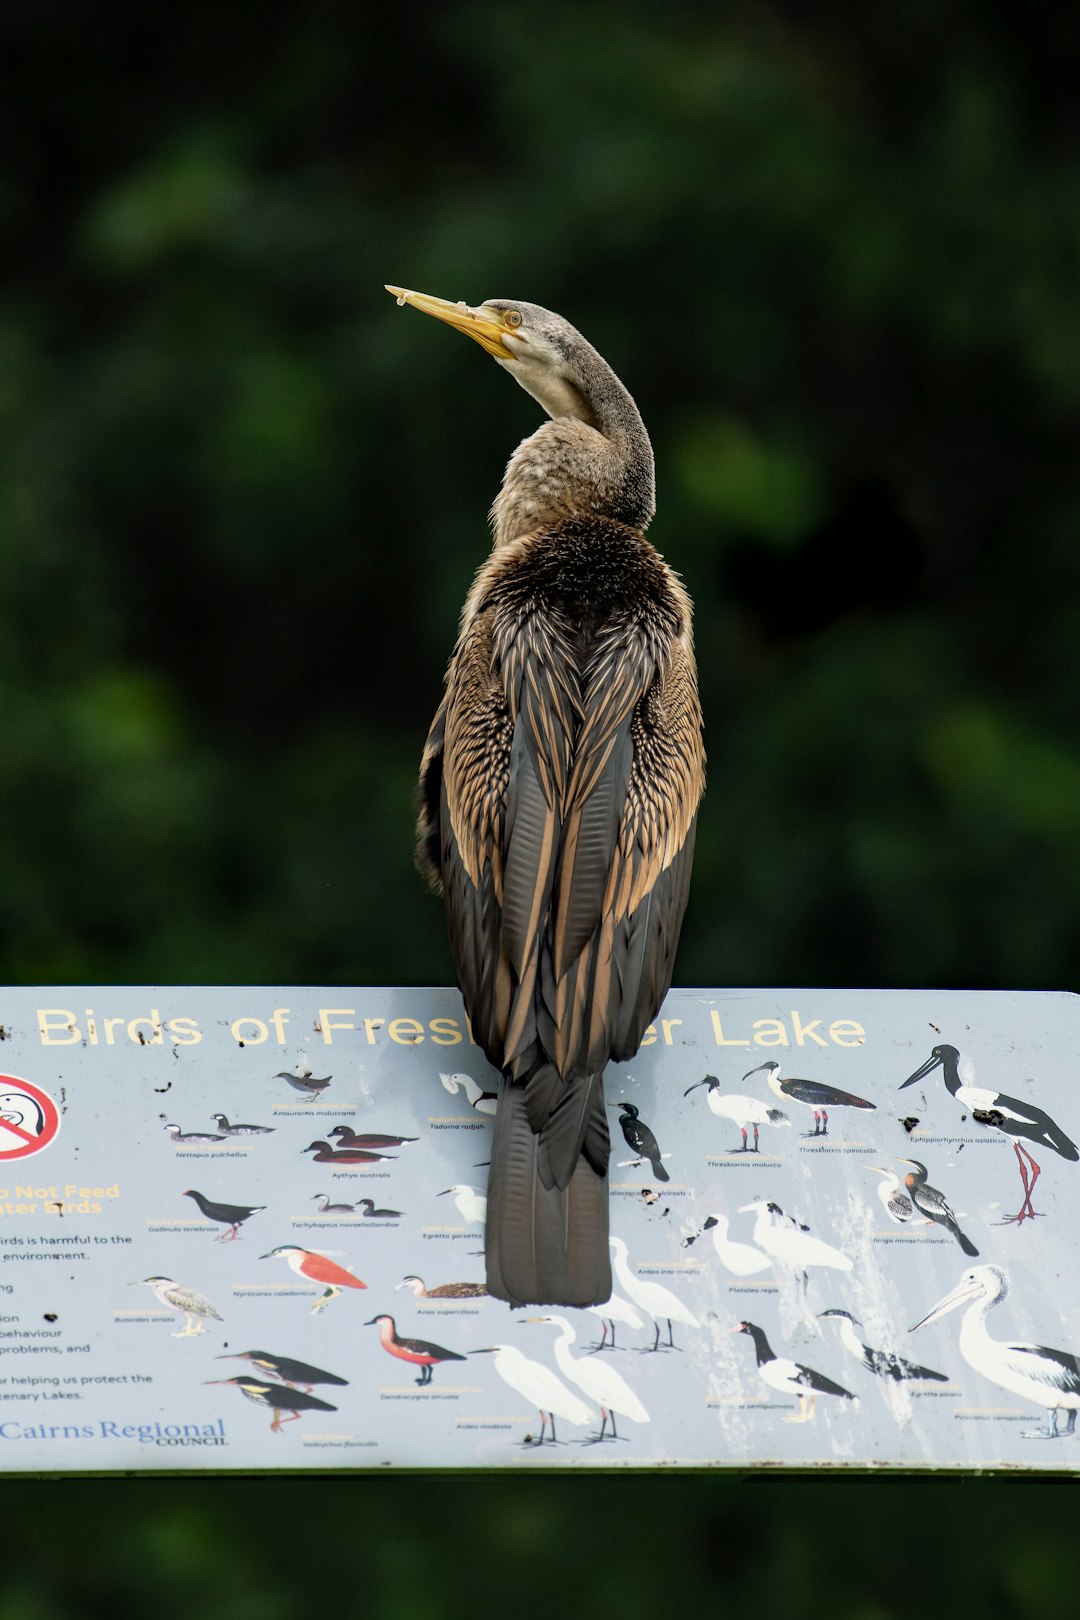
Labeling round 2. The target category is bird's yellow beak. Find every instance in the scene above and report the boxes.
[385,286,517,361]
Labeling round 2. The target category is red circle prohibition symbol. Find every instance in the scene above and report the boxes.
[0,1075,61,1160]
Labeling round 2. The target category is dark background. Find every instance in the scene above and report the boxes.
[3,0,1079,1607]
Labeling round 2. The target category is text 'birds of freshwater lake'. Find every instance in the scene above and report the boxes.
[0,985,1077,1471]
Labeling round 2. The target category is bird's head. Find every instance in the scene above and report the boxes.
[741,1061,779,1083]
[901,1045,958,1089]
[728,1321,753,1336]
[364,1315,393,1328]
[909,1265,1004,1333]
[818,1309,859,1326]
[683,1076,718,1097]
[387,287,612,427]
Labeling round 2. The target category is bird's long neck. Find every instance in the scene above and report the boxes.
[490,364,655,549]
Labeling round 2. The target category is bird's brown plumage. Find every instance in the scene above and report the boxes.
[400,288,704,1307]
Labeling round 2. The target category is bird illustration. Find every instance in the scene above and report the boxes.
[867,1165,922,1226]
[328,1125,418,1149]
[910,1264,1080,1438]
[699,1213,772,1277]
[609,1235,699,1351]
[584,1292,644,1353]
[730,1321,856,1423]
[525,1314,649,1443]
[215,1350,349,1391]
[471,1344,594,1444]
[397,1275,488,1300]
[210,1114,275,1136]
[165,1123,225,1145]
[742,1061,876,1137]
[356,1197,403,1219]
[132,1275,221,1337]
[682,1076,790,1152]
[901,1044,1078,1224]
[438,1185,487,1225]
[738,1201,854,1291]
[365,1314,467,1386]
[303,1140,398,1165]
[439,1072,498,1115]
[395,285,705,1309]
[611,1101,669,1181]
[260,1246,367,1313]
[310,1193,361,1215]
[897,1158,979,1255]
[182,1189,265,1242]
[818,1309,947,1384]
[208,1376,337,1433]
[276,1063,332,1100]
[0,1091,46,1137]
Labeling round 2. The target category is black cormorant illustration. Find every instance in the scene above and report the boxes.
[612,1101,669,1181]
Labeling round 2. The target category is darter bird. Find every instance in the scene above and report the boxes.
[391,286,705,1309]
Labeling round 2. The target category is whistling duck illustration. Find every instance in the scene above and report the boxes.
[683,1075,790,1152]
[911,1264,1080,1438]
[132,1275,222,1337]
[611,1101,669,1181]
[525,1314,649,1443]
[397,1275,488,1300]
[738,1201,853,1290]
[818,1309,947,1384]
[260,1246,367,1313]
[329,1125,418,1149]
[901,1044,1078,1224]
[471,1344,593,1444]
[439,1072,498,1115]
[731,1320,856,1422]
[211,1114,275,1136]
[365,1314,467,1385]
[743,1060,876,1137]
[275,1063,332,1100]
[216,1349,349,1391]
[609,1235,699,1351]
[303,1140,398,1165]
[165,1123,226,1145]
[897,1158,978,1255]
[208,1376,337,1433]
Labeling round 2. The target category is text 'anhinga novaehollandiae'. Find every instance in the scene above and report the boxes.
[388,285,705,1308]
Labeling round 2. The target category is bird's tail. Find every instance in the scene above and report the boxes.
[955,1226,979,1257]
[486,1069,611,1307]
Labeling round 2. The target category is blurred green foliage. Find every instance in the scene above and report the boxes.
[2,0,1078,1594]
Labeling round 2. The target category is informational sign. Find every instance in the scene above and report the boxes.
[0,985,1077,1473]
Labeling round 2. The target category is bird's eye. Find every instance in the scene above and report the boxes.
[505,310,522,328]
